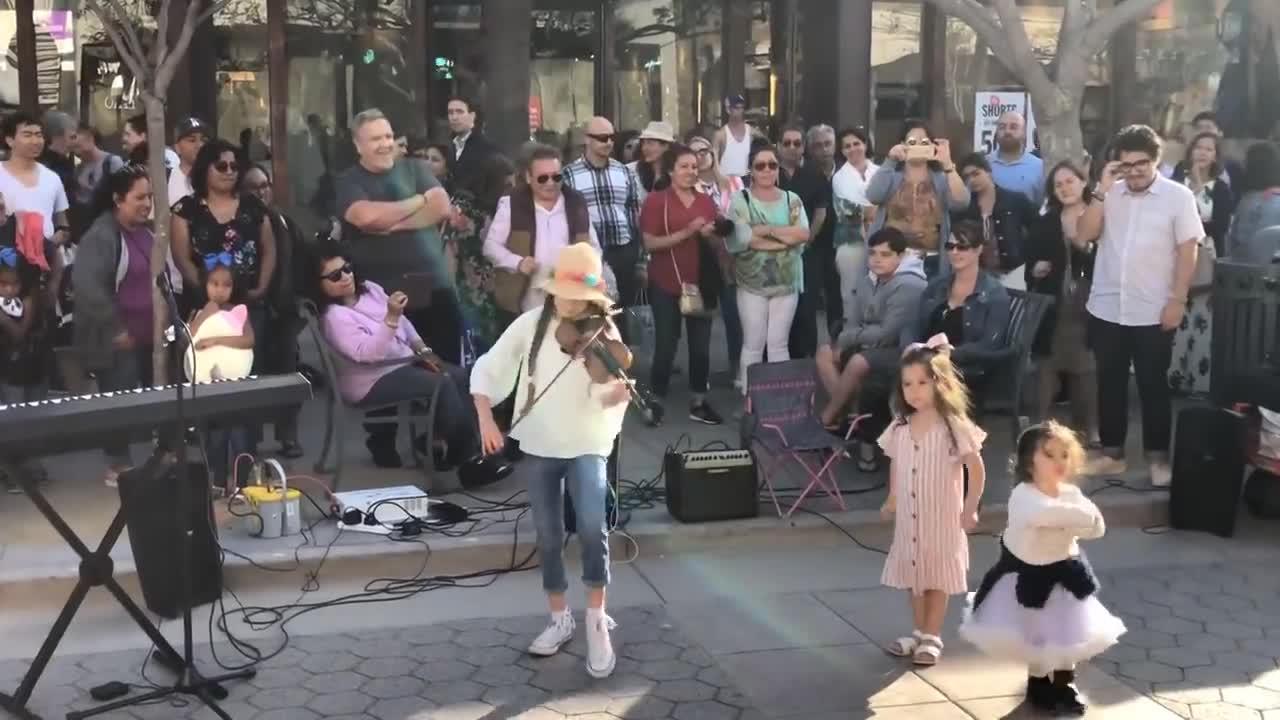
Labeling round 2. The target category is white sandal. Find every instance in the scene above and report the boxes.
[913,634,943,665]
[886,629,924,657]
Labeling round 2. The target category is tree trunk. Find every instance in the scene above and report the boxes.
[481,0,532,154]
[144,94,172,385]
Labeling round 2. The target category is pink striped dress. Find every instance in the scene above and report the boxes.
[878,415,986,596]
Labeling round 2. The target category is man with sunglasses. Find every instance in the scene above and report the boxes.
[1077,124,1203,488]
[487,143,602,313]
[776,125,831,358]
[563,116,642,339]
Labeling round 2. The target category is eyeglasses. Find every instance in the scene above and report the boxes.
[534,173,564,185]
[246,182,270,192]
[587,133,615,143]
[753,161,779,171]
[320,264,353,282]
[1117,159,1153,173]
[781,140,803,148]
[213,160,239,174]
[944,242,977,252]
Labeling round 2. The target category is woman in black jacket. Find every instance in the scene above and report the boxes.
[1024,161,1097,442]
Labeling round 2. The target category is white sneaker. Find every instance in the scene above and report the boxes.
[585,609,617,678]
[528,611,574,656]
[1149,461,1172,488]
[1084,455,1128,477]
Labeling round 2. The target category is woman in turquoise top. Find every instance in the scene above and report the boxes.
[726,144,810,391]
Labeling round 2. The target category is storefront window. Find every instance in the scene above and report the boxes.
[872,2,924,152]
[613,0,722,139]
[1134,0,1278,142]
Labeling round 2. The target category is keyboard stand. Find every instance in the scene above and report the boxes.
[0,465,187,720]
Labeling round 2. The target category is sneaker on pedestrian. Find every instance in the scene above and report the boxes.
[528,610,575,657]
[689,402,723,426]
[1083,455,1127,477]
[1149,461,1172,488]
[585,608,617,678]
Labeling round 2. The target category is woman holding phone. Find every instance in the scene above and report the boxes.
[865,121,969,278]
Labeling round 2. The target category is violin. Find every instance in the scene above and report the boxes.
[553,312,632,384]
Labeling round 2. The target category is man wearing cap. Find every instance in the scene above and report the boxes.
[715,95,763,179]
[168,117,208,205]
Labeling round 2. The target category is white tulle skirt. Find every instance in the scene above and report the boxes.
[960,574,1127,670]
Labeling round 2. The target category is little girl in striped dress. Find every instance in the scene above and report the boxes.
[878,334,986,665]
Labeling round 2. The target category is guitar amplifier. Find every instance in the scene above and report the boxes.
[663,449,758,523]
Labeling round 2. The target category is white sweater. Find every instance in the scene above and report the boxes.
[1002,483,1106,566]
[470,308,627,459]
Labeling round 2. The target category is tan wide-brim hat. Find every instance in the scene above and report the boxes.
[536,244,614,306]
[638,121,676,144]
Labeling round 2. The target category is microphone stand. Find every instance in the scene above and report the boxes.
[75,275,256,720]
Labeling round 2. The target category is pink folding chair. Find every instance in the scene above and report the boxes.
[740,359,869,518]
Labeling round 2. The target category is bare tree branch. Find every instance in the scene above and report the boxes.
[84,1,150,84]
[1082,0,1163,57]
[923,0,1017,71]
[87,0,148,71]
[156,0,171,69]
[991,0,1053,95]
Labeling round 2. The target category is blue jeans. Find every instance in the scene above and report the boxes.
[524,454,610,593]
[720,282,743,378]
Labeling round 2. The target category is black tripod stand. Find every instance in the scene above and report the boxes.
[68,275,256,719]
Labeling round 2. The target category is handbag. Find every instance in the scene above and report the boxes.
[666,194,713,318]
[1191,235,1218,290]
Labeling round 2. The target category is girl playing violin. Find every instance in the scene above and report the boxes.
[471,243,630,680]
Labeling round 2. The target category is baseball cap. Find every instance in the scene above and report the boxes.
[725,94,747,108]
[174,117,209,141]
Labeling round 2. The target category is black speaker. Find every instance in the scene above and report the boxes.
[1170,406,1246,538]
[117,455,223,619]
[663,450,758,523]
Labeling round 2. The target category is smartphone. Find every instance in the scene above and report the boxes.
[906,144,935,162]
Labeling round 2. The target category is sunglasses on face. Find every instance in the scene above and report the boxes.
[534,173,564,185]
[321,264,353,282]
[587,133,615,143]
[213,160,239,174]
[781,139,803,148]
[944,242,976,252]
[693,147,712,156]
[754,161,779,171]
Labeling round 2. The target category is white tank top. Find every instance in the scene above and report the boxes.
[720,124,752,178]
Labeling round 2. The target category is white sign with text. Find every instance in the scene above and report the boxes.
[974,90,1037,154]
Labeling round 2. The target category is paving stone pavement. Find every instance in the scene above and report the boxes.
[1092,563,1280,719]
[0,606,756,720]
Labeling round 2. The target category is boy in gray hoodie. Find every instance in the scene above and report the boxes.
[816,227,927,429]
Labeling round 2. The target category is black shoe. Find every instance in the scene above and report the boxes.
[366,436,403,469]
[1052,670,1087,715]
[1026,674,1056,711]
[689,402,723,425]
[458,454,514,489]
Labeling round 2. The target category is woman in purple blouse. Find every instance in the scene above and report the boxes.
[308,239,510,486]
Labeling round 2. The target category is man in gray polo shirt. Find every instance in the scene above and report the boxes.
[1077,125,1202,488]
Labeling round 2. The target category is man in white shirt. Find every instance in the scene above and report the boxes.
[0,111,69,245]
[484,144,601,313]
[167,117,208,206]
[1078,125,1202,487]
[714,94,761,179]
[121,113,179,170]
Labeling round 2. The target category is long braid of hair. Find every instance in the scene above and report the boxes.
[519,297,557,418]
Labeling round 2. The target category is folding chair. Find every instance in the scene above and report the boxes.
[739,359,868,518]
[300,301,440,492]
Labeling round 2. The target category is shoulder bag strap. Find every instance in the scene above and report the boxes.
[666,191,686,288]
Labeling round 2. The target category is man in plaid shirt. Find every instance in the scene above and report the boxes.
[563,116,644,340]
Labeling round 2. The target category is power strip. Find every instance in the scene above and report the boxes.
[334,486,430,534]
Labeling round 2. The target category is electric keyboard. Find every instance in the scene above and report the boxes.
[0,374,312,457]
